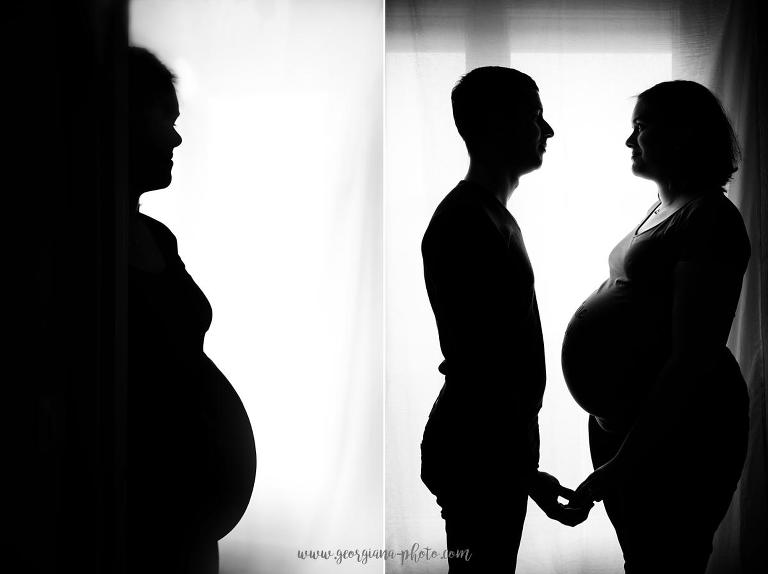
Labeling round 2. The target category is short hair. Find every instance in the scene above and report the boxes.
[637,80,740,188]
[127,46,176,111]
[451,66,538,148]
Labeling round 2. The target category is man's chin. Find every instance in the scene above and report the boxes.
[519,156,543,176]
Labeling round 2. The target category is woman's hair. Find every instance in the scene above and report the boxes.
[637,80,740,188]
[128,46,176,110]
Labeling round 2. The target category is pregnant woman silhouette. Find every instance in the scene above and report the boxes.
[126,47,256,573]
[562,81,750,574]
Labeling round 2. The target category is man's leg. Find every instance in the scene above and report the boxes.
[440,486,528,573]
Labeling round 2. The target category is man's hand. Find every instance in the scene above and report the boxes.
[530,471,593,527]
[574,458,622,503]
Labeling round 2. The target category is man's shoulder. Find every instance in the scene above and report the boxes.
[422,183,505,257]
[427,182,490,232]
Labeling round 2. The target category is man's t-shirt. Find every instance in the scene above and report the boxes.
[421,180,546,485]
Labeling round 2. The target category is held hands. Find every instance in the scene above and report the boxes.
[530,471,594,527]
[574,457,623,503]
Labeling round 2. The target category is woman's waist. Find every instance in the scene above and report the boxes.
[591,348,748,431]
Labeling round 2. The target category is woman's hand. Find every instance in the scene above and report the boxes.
[575,458,624,503]
[530,471,594,527]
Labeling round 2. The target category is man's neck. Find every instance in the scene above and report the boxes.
[464,160,519,206]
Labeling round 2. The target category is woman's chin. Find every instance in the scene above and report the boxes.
[135,175,173,193]
[630,164,657,182]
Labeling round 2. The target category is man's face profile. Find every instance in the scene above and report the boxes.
[473,87,553,176]
[494,89,553,175]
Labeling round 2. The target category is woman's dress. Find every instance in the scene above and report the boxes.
[127,214,256,573]
[562,189,750,572]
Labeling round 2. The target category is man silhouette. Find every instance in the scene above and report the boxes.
[420,66,588,572]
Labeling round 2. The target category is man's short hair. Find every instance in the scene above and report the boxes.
[451,67,538,148]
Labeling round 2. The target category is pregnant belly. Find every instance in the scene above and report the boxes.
[200,355,257,540]
[561,283,669,421]
[127,355,257,542]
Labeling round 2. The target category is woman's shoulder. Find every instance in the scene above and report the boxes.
[681,189,746,232]
[139,212,175,237]
[139,213,179,254]
[676,189,750,261]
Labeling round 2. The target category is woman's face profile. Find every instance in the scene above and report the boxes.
[130,87,182,194]
[625,98,679,183]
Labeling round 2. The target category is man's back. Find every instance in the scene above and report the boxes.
[420,66,566,573]
[420,180,546,507]
[421,180,546,418]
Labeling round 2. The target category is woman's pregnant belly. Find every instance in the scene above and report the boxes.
[128,355,256,543]
[199,355,257,540]
[561,280,669,423]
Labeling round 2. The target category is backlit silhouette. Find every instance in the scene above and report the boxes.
[126,46,256,574]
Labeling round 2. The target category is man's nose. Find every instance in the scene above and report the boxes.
[544,119,554,138]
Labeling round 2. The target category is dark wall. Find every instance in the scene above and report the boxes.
[9,2,128,572]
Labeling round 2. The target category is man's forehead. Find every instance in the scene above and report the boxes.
[505,88,541,109]
[496,89,541,114]
[526,88,542,106]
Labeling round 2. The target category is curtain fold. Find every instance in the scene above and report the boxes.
[707,1,768,572]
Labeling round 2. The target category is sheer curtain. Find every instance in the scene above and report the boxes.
[385,1,766,572]
[130,1,383,573]
[705,1,768,572]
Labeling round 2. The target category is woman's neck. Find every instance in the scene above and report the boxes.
[657,179,700,208]
[130,191,144,216]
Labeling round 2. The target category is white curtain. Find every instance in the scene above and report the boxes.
[706,1,768,572]
[385,1,766,573]
[130,1,383,573]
